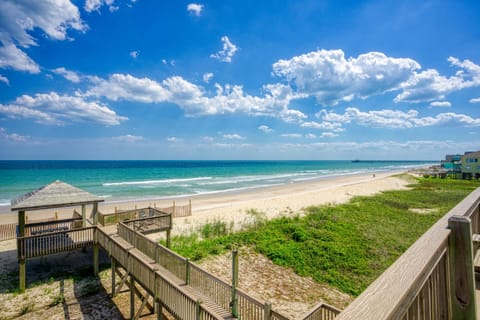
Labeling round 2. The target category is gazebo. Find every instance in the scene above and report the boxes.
[11,180,104,291]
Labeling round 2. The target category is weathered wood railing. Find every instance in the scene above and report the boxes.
[116,220,293,320]
[98,203,191,226]
[122,213,172,234]
[301,303,341,320]
[96,227,225,320]
[17,226,95,259]
[160,201,192,218]
[118,222,187,280]
[0,222,17,241]
[335,187,480,320]
[24,217,83,236]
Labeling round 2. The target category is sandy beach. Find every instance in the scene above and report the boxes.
[0,170,410,232]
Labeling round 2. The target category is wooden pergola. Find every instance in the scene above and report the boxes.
[11,180,104,291]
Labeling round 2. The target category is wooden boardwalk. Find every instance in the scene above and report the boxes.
[11,209,339,320]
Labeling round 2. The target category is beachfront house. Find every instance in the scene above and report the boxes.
[441,154,462,178]
[461,151,480,179]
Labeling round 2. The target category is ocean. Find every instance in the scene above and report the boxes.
[0,160,435,207]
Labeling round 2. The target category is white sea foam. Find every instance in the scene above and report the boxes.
[103,176,213,186]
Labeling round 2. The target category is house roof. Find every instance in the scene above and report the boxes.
[11,180,104,211]
[463,151,480,159]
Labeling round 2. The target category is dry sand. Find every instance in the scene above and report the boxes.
[0,170,412,319]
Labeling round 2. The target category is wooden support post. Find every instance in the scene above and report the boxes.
[55,211,58,220]
[448,215,477,319]
[231,249,238,318]
[130,276,135,320]
[19,259,26,292]
[19,210,25,237]
[82,204,86,227]
[156,302,164,320]
[18,210,26,292]
[92,202,99,276]
[111,258,116,297]
[93,202,99,226]
[93,227,99,276]
[166,213,172,248]
[264,301,272,320]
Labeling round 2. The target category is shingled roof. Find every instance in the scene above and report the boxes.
[11,180,104,211]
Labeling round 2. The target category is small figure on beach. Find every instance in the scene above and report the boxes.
[373,174,376,178]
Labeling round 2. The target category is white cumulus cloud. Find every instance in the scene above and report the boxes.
[258,125,273,133]
[0,0,86,73]
[52,67,81,83]
[470,97,480,104]
[429,101,451,107]
[223,134,245,140]
[187,3,204,16]
[0,92,127,125]
[203,72,214,83]
[0,128,28,142]
[166,136,183,142]
[0,74,9,85]
[130,50,140,59]
[272,49,420,106]
[83,73,306,123]
[85,0,120,12]
[0,43,40,73]
[210,36,238,63]
[317,107,480,130]
[394,57,480,103]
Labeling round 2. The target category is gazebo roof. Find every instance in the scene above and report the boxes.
[11,180,104,211]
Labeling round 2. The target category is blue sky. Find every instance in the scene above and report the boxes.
[0,0,479,160]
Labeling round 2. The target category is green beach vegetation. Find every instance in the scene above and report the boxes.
[168,176,480,296]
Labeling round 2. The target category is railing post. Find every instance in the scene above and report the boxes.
[231,249,238,318]
[186,259,191,285]
[448,215,477,319]
[195,299,201,320]
[82,204,86,227]
[264,301,272,320]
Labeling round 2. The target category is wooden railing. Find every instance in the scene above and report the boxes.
[96,227,225,320]
[188,263,232,312]
[117,222,187,280]
[0,222,17,241]
[17,226,95,259]
[116,220,294,320]
[301,303,341,320]
[98,203,191,226]
[122,213,172,234]
[24,218,83,236]
[335,187,480,320]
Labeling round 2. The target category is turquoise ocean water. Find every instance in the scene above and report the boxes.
[0,160,435,208]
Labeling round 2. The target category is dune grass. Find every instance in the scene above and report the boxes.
[168,177,480,296]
